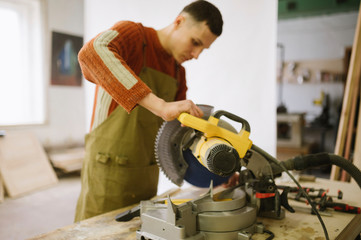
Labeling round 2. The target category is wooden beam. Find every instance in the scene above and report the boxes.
[331,2,361,180]
[340,77,360,181]
[0,175,4,203]
[351,98,361,185]
[0,131,58,197]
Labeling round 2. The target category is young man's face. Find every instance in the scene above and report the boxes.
[170,16,218,64]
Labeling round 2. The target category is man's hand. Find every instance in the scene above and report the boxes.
[222,172,240,188]
[139,93,203,121]
[160,100,204,121]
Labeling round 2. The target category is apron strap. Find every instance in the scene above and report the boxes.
[138,22,179,84]
[137,23,147,68]
[175,63,180,86]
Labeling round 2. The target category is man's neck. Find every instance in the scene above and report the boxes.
[156,26,172,56]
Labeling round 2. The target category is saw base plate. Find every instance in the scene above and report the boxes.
[136,185,263,240]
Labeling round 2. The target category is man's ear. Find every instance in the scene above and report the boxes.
[174,15,185,29]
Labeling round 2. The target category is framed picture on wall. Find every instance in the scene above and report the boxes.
[51,31,83,86]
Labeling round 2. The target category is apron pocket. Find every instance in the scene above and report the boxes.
[89,160,159,211]
[96,152,110,164]
[115,155,128,165]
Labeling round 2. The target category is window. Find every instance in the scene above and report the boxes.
[0,0,45,125]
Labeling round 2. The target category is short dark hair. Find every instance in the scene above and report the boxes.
[181,0,223,36]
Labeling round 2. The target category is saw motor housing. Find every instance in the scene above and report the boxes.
[193,136,240,177]
[178,111,252,177]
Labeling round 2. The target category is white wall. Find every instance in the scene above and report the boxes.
[83,0,278,192]
[44,0,86,147]
[278,12,358,61]
[3,0,86,148]
[277,12,358,124]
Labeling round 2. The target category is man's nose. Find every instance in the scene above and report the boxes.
[191,48,202,59]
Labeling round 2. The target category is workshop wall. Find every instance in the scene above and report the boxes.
[276,12,358,154]
[279,12,358,61]
[277,12,358,123]
[45,0,86,147]
[2,0,86,148]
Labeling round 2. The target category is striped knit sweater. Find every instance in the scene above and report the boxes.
[78,21,187,131]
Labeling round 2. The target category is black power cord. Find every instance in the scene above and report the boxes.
[251,144,330,240]
[264,229,275,240]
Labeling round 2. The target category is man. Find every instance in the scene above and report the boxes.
[75,0,223,221]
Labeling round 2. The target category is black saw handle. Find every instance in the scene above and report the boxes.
[213,110,251,132]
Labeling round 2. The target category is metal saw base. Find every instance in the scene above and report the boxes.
[136,185,265,240]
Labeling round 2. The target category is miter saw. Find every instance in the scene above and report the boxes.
[117,105,361,240]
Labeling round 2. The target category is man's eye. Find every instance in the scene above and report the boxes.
[192,39,200,46]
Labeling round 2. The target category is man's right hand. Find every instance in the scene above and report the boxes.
[139,93,203,121]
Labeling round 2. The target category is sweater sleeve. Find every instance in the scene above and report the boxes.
[78,21,151,113]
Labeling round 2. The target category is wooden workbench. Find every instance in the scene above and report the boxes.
[30,178,361,240]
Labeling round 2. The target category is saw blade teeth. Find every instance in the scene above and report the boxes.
[154,120,186,187]
[155,121,176,184]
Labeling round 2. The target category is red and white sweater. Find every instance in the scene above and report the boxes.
[78,21,187,131]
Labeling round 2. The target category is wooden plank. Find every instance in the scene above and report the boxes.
[0,175,4,203]
[30,188,183,240]
[281,59,344,83]
[0,131,58,197]
[29,204,140,240]
[341,77,360,181]
[29,179,360,240]
[352,99,361,185]
[0,133,4,203]
[277,145,309,161]
[331,2,361,180]
[48,147,84,173]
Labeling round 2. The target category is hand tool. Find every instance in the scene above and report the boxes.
[318,196,360,214]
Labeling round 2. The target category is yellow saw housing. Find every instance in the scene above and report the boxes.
[178,112,253,176]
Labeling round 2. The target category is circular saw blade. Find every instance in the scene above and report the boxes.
[155,119,191,186]
[155,119,230,188]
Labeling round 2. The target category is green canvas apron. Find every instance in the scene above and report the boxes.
[74,66,178,221]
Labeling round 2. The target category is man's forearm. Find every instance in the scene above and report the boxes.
[138,93,166,118]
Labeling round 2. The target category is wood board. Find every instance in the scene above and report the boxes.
[352,101,361,185]
[48,147,84,173]
[331,3,361,180]
[29,179,360,240]
[0,131,58,198]
[0,175,4,203]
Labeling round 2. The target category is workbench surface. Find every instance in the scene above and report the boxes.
[30,178,361,240]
